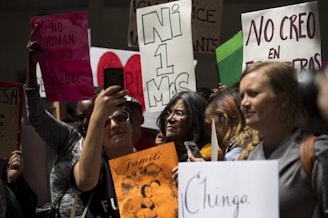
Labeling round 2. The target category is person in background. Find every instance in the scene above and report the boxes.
[125,96,156,151]
[25,24,85,217]
[317,66,328,123]
[0,180,6,217]
[202,87,259,161]
[71,85,134,217]
[157,91,209,162]
[0,149,37,217]
[239,61,328,218]
[154,131,166,145]
[196,87,212,100]
[76,99,94,138]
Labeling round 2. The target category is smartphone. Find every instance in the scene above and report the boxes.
[103,68,124,90]
[184,141,201,158]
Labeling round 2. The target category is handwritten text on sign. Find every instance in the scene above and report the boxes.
[137,0,196,112]
[129,0,222,53]
[30,12,94,102]
[242,1,321,71]
[0,83,23,159]
[178,161,279,218]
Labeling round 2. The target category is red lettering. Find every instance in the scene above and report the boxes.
[289,14,299,41]
[280,12,316,41]
[292,53,321,71]
[280,16,288,40]
[307,12,315,39]
[245,16,264,46]
[298,12,307,38]
[264,19,274,42]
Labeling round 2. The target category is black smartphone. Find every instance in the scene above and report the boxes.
[103,68,124,90]
[184,141,201,157]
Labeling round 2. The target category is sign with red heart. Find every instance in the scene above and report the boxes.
[90,47,145,111]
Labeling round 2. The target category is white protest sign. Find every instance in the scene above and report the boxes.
[242,1,321,71]
[211,119,219,161]
[89,47,139,87]
[179,161,279,218]
[137,0,196,112]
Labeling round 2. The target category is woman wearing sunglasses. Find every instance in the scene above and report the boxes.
[71,85,135,218]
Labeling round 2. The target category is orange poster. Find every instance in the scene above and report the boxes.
[109,142,178,218]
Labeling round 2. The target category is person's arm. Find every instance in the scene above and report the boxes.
[6,150,24,183]
[73,86,126,191]
[312,135,328,216]
[0,150,38,217]
[26,24,43,89]
[25,25,81,155]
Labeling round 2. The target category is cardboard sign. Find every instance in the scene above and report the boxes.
[30,11,94,102]
[0,82,24,159]
[242,1,321,71]
[191,0,223,53]
[109,142,178,217]
[179,161,279,218]
[137,0,196,112]
[128,0,223,53]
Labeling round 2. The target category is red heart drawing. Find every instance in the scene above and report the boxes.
[97,51,145,111]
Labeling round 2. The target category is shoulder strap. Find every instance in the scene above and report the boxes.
[70,192,94,218]
[300,135,316,186]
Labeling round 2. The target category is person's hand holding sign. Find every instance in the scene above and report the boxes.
[172,141,205,187]
[26,24,44,88]
[6,149,24,183]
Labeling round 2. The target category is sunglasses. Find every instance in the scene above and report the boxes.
[105,110,130,127]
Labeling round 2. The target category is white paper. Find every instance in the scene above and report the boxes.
[137,0,196,112]
[242,1,321,72]
[211,118,219,161]
[179,161,279,218]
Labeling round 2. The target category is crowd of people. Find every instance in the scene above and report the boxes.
[1,23,328,218]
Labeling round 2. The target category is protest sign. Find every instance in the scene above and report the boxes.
[128,0,223,53]
[109,142,178,217]
[137,0,196,112]
[242,1,321,71]
[179,161,279,218]
[191,0,223,53]
[30,12,94,102]
[89,47,145,111]
[211,119,219,161]
[0,82,24,159]
[216,31,243,87]
[128,0,175,48]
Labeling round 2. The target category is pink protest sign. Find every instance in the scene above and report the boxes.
[0,82,23,159]
[30,12,94,102]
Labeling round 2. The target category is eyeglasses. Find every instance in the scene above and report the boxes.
[163,110,188,120]
[105,110,130,127]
